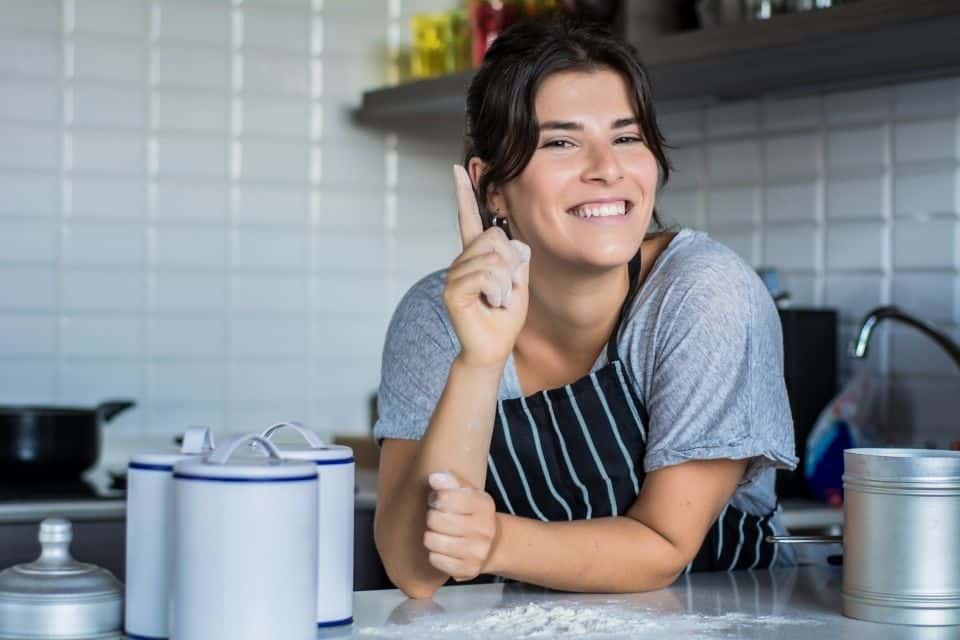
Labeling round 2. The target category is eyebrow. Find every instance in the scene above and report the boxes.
[539,117,639,131]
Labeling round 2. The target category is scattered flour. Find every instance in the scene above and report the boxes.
[355,601,820,639]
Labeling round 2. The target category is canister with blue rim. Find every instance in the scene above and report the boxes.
[260,422,355,628]
[125,425,214,640]
[172,434,318,640]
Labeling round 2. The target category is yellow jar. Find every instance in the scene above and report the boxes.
[411,13,448,78]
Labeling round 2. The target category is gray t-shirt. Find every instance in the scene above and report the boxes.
[375,228,798,563]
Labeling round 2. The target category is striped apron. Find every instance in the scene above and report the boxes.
[484,257,781,574]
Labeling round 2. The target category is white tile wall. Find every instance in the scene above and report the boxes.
[2,0,959,453]
[0,0,409,449]
[661,77,960,447]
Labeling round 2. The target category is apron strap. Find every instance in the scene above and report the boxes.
[605,247,643,364]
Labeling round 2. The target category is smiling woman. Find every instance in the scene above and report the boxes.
[476,68,660,273]
[372,17,798,600]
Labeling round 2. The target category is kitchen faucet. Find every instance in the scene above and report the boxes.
[851,305,960,370]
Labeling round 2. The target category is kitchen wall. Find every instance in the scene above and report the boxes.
[0,0,441,456]
[655,80,960,447]
[1,1,958,455]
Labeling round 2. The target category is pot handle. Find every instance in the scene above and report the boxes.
[207,433,282,465]
[97,399,136,423]
[766,535,843,544]
[180,425,215,455]
[260,421,324,448]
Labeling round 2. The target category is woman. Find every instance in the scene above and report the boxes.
[373,18,797,599]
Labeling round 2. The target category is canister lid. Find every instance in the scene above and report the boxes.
[259,422,354,464]
[0,519,122,638]
[130,451,191,470]
[130,425,216,471]
[844,448,960,484]
[273,444,354,465]
[174,434,317,482]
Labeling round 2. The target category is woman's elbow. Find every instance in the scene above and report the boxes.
[380,559,444,599]
[396,577,441,600]
[374,531,444,599]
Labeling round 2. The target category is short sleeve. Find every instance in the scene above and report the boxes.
[640,254,798,484]
[373,273,459,444]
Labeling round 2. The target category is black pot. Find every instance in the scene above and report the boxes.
[0,400,135,480]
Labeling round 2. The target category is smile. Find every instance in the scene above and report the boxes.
[567,200,634,220]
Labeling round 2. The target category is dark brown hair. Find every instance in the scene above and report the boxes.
[463,17,671,231]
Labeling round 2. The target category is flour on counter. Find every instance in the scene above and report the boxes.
[355,601,820,639]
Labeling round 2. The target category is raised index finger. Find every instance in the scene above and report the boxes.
[453,164,484,249]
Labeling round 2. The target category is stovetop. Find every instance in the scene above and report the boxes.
[0,468,126,503]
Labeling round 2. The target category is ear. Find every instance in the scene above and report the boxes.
[467,157,507,218]
[466,157,487,191]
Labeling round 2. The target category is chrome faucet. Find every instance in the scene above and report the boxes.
[851,305,960,370]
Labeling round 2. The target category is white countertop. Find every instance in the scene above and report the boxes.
[321,566,952,639]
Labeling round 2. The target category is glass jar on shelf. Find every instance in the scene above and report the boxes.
[446,8,472,73]
[469,0,522,67]
[411,12,448,79]
[411,9,474,79]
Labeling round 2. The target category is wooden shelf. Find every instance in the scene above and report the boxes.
[356,0,960,126]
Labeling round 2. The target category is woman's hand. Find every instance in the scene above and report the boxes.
[423,471,499,582]
[444,165,530,370]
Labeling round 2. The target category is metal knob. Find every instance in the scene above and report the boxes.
[34,518,75,570]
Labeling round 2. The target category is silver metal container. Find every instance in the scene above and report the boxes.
[842,448,960,626]
[0,518,123,639]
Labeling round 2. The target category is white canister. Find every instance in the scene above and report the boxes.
[172,434,318,640]
[261,422,355,628]
[125,426,214,640]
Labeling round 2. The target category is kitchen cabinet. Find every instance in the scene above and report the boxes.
[356,0,960,126]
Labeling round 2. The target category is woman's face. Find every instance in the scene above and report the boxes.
[498,68,659,272]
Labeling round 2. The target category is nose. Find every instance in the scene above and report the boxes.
[581,143,623,185]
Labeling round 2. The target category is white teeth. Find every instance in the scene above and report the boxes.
[570,201,627,218]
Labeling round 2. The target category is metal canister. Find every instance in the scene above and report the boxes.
[842,448,960,626]
[0,519,123,639]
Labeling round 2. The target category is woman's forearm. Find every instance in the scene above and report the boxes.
[486,513,687,593]
[374,356,503,597]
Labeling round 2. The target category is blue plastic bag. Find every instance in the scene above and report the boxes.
[805,369,880,504]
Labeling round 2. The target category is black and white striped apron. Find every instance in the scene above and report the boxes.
[484,256,781,574]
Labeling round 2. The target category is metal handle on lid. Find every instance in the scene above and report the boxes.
[180,425,215,454]
[37,518,74,568]
[207,434,282,465]
[261,421,324,448]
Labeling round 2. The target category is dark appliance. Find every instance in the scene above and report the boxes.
[777,308,837,499]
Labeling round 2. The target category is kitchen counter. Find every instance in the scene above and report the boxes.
[0,468,841,531]
[0,468,381,524]
[321,566,953,639]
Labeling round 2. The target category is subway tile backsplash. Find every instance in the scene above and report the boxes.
[1,1,959,453]
[659,77,960,447]
[0,0,394,444]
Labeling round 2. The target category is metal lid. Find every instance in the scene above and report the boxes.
[844,448,960,486]
[174,433,317,482]
[260,422,354,464]
[0,519,122,638]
